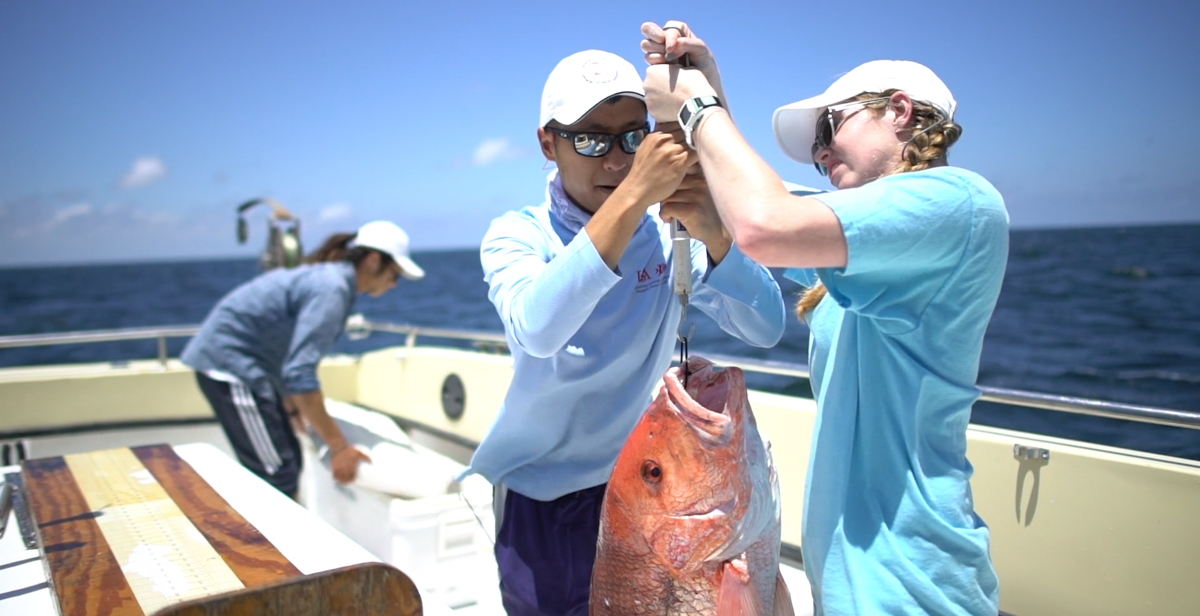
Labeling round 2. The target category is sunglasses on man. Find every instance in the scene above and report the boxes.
[548,124,651,158]
[810,97,890,176]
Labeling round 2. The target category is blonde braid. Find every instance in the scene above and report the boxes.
[795,91,961,321]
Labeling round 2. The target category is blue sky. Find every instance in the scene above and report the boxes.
[2,0,1197,266]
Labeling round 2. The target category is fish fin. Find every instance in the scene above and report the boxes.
[717,559,762,616]
[773,570,796,616]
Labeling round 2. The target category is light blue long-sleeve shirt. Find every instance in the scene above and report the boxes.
[460,172,786,501]
[181,261,357,400]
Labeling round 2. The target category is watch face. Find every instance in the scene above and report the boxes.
[678,103,694,126]
[679,96,721,136]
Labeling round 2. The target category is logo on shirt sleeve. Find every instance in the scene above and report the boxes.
[636,261,671,292]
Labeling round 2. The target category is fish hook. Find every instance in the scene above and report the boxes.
[677,307,695,388]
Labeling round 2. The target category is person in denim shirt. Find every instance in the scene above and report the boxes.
[182,220,424,496]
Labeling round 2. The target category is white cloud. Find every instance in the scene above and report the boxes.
[53,202,92,225]
[32,202,94,236]
[119,156,167,188]
[319,203,352,222]
[473,138,523,166]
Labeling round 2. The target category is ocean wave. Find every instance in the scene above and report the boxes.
[1069,366,1200,385]
[1109,265,1152,279]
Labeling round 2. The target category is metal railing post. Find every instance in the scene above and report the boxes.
[157,335,168,369]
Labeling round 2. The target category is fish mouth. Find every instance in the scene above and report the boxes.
[665,363,732,441]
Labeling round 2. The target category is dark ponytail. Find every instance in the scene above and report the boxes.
[305,232,395,273]
[306,233,356,263]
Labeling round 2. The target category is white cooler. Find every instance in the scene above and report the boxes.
[301,400,498,609]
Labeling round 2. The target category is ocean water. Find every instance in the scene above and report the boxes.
[1,225,1197,459]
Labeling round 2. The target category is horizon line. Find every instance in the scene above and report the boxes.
[1,220,1196,271]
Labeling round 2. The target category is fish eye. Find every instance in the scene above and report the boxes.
[641,460,662,484]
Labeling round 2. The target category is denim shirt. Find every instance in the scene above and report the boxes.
[181,261,358,400]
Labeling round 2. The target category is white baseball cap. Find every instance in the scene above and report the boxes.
[773,60,956,164]
[540,50,645,127]
[352,220,424,280]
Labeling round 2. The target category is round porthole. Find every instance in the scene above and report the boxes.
[442,374,465,420]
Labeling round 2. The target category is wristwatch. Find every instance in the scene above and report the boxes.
[678,95,723,150]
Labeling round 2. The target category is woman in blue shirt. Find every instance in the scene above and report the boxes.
[182,220,424,497]
[641,22,1008,616]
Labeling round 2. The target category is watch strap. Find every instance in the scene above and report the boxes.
[678,95,723,149]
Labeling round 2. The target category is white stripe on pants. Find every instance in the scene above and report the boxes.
[229,380,283,474]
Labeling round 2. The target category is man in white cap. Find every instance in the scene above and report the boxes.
[642,21,1006,616]
[457,49,786,615]
[182,220,424,496]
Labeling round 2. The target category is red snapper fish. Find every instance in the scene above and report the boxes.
[591,356,794,615]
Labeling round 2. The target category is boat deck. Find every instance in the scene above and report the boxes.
[5,329,1200,615]
[1,425,815,615]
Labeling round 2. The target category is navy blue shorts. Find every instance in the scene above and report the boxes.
[494,483,607,616]
[194,373,301,496]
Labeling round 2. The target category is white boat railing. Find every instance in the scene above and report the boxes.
[700,353,1200,432]
[0,325,200,367]
[1,320,1197,431]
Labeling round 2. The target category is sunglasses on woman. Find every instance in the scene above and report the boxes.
[548,124,651,157]
[810,97,890,176]
[380,262,402,284]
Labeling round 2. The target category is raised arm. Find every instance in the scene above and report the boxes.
[584,130,694,269]
[640,23,848,269]
[689,109,848,268]
[487,128,695,357]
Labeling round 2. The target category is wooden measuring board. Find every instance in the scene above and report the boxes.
[148,562,422,616]
[20,444,308,616]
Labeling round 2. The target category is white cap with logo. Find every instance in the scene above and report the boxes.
[540,50,645,127]
[351,220,424,280]
[773,60,957,164]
